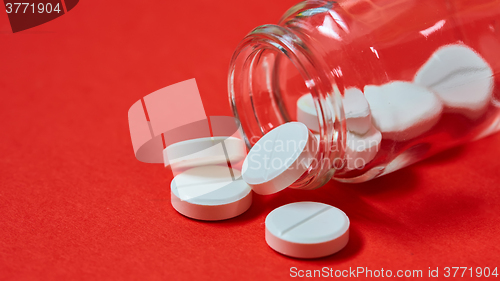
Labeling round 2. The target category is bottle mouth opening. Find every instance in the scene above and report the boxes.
[228,24,346,190]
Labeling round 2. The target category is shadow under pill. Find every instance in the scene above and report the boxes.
[274,225,364,262]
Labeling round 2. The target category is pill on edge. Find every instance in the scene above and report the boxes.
[296,94,320,133]
[345,126,382,170]
[296,90,373,135]
[242,122,318,195]
[343,88,372,135]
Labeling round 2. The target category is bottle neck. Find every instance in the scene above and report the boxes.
[228,24,346,190]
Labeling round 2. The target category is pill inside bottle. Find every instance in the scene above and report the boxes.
[229,0,500,189]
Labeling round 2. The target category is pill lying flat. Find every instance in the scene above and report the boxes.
[365,81,443,141]
[343,88,372,135]
[170,165,252,221]
[242,122,318,195]
[265,202,349,259]
[297,94,320,132]
[163,136,246,170]
[345,126,382,170]
[414,44,494,119]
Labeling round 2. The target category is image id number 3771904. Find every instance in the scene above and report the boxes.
[5,2,61,14]
[442,267,498,278]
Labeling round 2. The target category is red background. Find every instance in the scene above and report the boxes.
[0,0,499,280]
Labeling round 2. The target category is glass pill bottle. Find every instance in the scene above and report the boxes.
[228,0,500,189]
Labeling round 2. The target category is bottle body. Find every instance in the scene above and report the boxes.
[229,0,500,188]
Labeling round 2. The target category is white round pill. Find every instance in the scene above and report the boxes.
[296,94,320,132]
[265,202,349,259]
[345,126,382,170]
[365,81,443,141]
[170,165,252,221]
[297,90,373,135]
[242,122,318,195]
[414,44,494,119]
[163,136,246,169]
[343,88,372,135]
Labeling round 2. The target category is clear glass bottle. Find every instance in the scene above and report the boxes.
[228,0,500,189]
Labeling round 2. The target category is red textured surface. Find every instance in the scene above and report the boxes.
[1,1,499,280]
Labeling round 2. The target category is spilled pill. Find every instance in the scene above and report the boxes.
[163,136,246,170]
[414,44,494,119]
[242,122,318,195]
[265,202,349,259]
[171,165,252,221]
[365,81,443,141]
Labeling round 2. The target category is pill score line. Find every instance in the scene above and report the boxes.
[279,205,332,236]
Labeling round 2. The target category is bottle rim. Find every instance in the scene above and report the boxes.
[228,24,346,190]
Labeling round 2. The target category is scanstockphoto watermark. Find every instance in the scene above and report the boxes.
[290,267,424,278]
[246,137,380,171]
[290,266,499,278]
